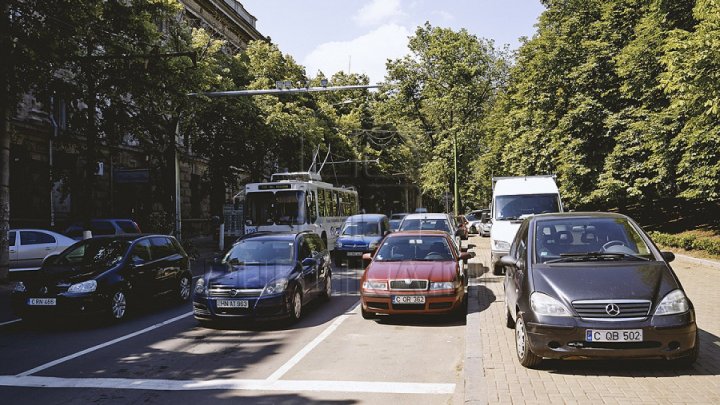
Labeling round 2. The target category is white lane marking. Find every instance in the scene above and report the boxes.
[0,375,455,394]
[266,301,360,381]
[0,319,21,327]
[17,312,193,377]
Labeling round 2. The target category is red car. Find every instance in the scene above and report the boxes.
[360,231,472,319]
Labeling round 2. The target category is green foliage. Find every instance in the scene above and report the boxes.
[649,231,720,256]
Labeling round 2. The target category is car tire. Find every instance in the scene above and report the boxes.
[361,306,377,320]
[176,274,192,302]
[470,226,477,234]
[515,315,542,368]
[320,275,332,302]
[505,306,516,329]
[673,331,699,368]
[109,290,128,322]
[288,288,303,322]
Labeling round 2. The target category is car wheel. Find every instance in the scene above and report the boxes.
[177,274,191,302]
[515,315,542,368]
[361,305,377,320]
[109,290,128,321]
[470,226,477,234]
[673,331,699,368]
[288,289,303,322]
[505,306,516,329]
[320,275,332,302]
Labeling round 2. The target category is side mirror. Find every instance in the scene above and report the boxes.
[302,258,318,267]
[499,255,517,267]
[362,253,373,261]
[661,251,675,263]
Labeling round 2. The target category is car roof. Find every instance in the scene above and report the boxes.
[402,213,451,220]
[346,214,387,222]
[239,231,303,241]
[529,211,629,221]
[75,234,164,242]
[386,230,449,238]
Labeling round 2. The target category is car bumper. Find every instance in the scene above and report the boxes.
[524,312,698,360]
[11,292,108,318]
[193,293,290,321]
[361,289,464,315]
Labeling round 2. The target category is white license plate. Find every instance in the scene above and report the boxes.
[346,251,363,256]
[28,298,56,306]
[585,329,643,342]
[392,295,426,304]
[217,300,249,308]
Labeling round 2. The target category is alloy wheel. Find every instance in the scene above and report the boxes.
[111,291,127,320]
[516,317,527,359]
[179,276,191,301]
[292,291,302,320]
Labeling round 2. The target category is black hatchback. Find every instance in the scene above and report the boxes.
[501,212,698,368]
[11,235,193,322]
[193,231,332,324]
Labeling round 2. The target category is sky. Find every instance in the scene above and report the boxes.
[239,0,546,84]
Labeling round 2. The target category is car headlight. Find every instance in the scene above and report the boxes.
[335,240,343,248]
[493,240,511,251]
[263,278,288,295]
[654,289,690,316]
[530,292,571,317]
[362,280,388,290]
[430,281,457,290]
[194,278,205,294]
[68,280,97,294]
[13,282,26,293]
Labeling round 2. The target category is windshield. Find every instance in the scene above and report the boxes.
[495,194,560,220]
[57,239,131,268]
[223,240,295,265]
[341,221,380,236]
[535,217,653,263]
[375,236,454,261]
[245,191,306,226]
[399,218,451,233]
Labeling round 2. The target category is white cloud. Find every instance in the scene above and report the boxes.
[303,24,411,84]
[432,10,454,21]
[353,0,404,26]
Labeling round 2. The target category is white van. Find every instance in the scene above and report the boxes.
[490,176,563,274]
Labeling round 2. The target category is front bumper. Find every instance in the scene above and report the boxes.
[361,289,464,315]
[524,312,698,360]
[193,293,290,321]
[11,291,108,319]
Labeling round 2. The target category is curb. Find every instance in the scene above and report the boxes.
[464,280,487,404]
[674,253,720,269]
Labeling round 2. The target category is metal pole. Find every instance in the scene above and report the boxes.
[453,131,459,216]
[174,116,182,241]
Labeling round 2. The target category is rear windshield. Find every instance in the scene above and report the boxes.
[375,236,454,261]
[399,219,450,233]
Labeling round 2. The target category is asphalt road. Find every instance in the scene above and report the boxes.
[0,257,466,404]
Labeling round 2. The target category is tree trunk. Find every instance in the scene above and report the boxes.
[0,1,11,281]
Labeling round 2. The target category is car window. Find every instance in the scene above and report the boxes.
[224,239,294,265]
[58,238,130,268]
[131,239,152,262]
[91,221,116,236]
[299,237,313,259]
[8,231,16,247]
[117,220,140,233]
[375,235,453,261]
[399,219,450,232]
[20,231,56,245]
[150,237,175,259]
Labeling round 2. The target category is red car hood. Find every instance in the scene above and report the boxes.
[365,260,458,281]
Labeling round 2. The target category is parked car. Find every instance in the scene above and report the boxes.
[193,231,332,324]
[479,212,492,237]
[64,219,141,240]
[333,214,390,266]
[8,229,77,271]
[389,213,409,232]
[11,234,192,322]
[397,213,463,251]
[360,231,472,319]
[465,209,490,235]
[501,212,698,368]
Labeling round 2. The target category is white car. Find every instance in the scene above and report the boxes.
[398,213,462,251]
[8,229,77,271]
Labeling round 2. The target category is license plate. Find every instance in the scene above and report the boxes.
[346,251,363,256]
[28,298,56,306]
[585,329,643,342]
[217,300,249,308]
[392,295,426,304]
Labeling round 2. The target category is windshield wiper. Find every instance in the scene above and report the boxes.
[545,252,650,263]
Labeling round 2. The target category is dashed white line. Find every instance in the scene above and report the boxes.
[0,375,455,394]
[266,300,359,381]
[0,319,21,327]
[17,312,193,377]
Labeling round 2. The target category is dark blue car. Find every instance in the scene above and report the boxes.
[193,231,331,324]
[332,214,390,266]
